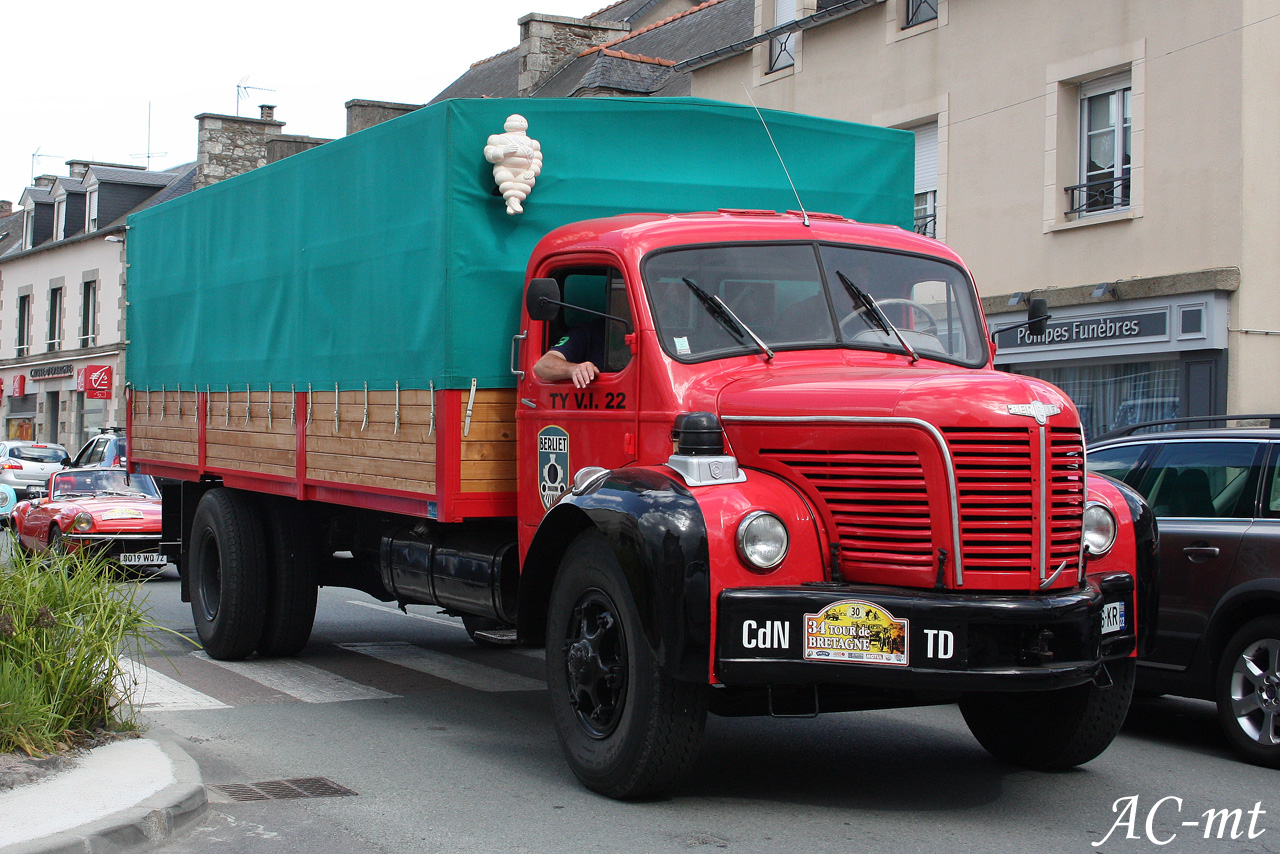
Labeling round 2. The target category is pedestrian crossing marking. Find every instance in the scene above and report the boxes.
[117,657,230,712]
[339,642,545,693]
[344,599,469,630]
[192,652,398,703]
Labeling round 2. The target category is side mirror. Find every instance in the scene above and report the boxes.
[1028,297,1049,337]
[526,278,561,322]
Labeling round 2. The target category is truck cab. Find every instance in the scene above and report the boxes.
[514,210,1156,796]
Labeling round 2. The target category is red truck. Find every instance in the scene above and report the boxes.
[126,98,1156,798]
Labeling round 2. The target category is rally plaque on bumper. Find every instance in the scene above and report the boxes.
[716,580,1133,692]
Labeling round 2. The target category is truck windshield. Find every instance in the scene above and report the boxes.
[642,242,988,367]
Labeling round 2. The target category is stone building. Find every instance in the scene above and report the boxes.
[436,0,1280,435]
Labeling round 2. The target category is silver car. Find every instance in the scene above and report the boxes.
[0,440,71,498]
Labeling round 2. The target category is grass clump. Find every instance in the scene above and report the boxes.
[0,538,164,755]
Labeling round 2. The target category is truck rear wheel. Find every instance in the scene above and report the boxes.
[189,489,268,661]
[256,501,318,658]
[546,530,707,799]
[959,658,1135,770]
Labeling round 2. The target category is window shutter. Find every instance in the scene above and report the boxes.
[913,122,939,195]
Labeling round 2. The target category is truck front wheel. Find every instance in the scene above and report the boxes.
[958,658,1135,770]
[546,530,707,798]
[189,489,268,660]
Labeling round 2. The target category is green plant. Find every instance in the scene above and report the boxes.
[0,536,173,755]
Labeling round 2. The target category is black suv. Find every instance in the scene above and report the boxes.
[1089,416,1280,768]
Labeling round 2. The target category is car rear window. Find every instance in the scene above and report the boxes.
[10,446,67,463]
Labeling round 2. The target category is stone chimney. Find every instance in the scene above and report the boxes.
[0,200,11,217]
[193,110,286,190]
[517,13,629,97]
[344,99,424,135]
[260,104,276,121]
[34,175,57,190]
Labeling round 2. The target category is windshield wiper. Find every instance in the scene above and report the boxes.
[681,278,774,360]
[835,271,919,363]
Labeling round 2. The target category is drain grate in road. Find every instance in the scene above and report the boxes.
[211,777,357,801]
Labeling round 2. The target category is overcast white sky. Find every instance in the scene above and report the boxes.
[2,0,612,205]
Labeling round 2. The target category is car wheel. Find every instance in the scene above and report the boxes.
[48,526,65,556]
[545,530,707,799]
[960,657,1136,770]
[255,500,318,658]
[1215,616,1280,768]
[189,489,268,661]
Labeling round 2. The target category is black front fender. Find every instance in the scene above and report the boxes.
[523,468,710,683]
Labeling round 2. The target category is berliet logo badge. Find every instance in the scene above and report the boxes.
[1007,401,1062,425]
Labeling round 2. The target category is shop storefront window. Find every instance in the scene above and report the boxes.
[1013,359,1179,440]
[74,392,106,452]
[7,394,36,441]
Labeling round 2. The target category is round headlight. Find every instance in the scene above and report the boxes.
[1082,502,1117,556]
[73,512,94,533]
[736,511,788,571]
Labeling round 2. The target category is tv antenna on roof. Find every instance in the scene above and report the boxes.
[130,102,168,170]
[29,147,69,185]
[236,76,277,116]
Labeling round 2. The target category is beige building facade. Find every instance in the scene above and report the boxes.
[689,0,1280,436]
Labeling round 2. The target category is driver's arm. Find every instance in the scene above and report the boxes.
[533,350,599,388]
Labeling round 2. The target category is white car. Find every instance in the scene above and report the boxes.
[0,440,71,499]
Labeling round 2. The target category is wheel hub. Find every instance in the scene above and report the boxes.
[562,591,627,739]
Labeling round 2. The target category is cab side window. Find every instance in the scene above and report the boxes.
[1135,442,1263,519]
[544,266,632,374]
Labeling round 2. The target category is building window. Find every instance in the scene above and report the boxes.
[911,121,939,238]
[769,0,797,73]
[16,294,31,357]
[80,281,97,348]
[1068,74,1131,217]
[906,0,938,27]
[53,199,66,242]
[86,189,98,232]
[1013,358,1178,441]
[47,287,63,352]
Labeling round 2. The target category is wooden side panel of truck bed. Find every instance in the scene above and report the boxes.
[129,386,516,522]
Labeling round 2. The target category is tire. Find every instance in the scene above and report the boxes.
[545,530,707,799]
[189,489,268,660]
[959,657,1136,770]
[1214,616,1280,768]
[48,526,65,556]
[255,502,319,658]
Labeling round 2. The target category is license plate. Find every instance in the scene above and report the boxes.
[120,553,166,566]
[1101,601,1126,634]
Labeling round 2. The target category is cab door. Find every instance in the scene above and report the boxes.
[516,258,640,544]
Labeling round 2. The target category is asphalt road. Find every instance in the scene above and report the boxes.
[122,572,1277,854]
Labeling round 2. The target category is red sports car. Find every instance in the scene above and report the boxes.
[11,468,165,570]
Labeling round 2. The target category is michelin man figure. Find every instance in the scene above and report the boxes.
[484,114,543,215]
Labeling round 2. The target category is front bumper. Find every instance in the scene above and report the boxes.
[716,573,1135,693]
[62,532,164,564]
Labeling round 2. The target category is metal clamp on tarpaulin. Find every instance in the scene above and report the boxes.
[361,382,369,432]
[267,383,273,429]
[206,386,211,426]
[290,384,296,426]
[428,382,435,437]
[464,378,477,437]
[334,383,340,433]
[394,382,401,435]
[144,386,150,419]
[161,385,166,419]
[176,384,182,419]
[307,384,313,427]
[245,383,252,425]
[225,385,231,426]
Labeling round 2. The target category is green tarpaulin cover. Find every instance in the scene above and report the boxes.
[126,97,913,391]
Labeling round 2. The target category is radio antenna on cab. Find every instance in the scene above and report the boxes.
[742,83,809,226]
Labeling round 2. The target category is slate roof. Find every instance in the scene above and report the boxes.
[19,186,53,205]
[0,207,25,258]
[86,165,178,187]
[111,163,196,224]
[434,0,751,102]
[51,176,85,195]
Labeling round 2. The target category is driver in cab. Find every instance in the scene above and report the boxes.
[533,319,606,388]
